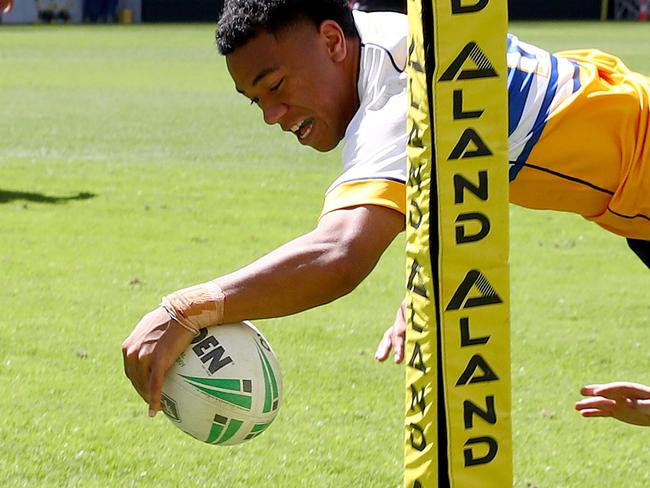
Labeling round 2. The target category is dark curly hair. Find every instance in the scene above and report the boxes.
[216,0,357,55]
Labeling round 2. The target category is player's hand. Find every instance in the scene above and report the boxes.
[1,0,13,14]
[122,306,195,417]
[575,382,650,427]
[375,300,406,363]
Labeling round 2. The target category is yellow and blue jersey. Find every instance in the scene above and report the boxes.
[507,34,581,180]
[507,34,650,239]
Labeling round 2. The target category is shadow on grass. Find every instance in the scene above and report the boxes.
[0,189,97,204]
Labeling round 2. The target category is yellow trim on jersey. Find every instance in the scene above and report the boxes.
[320,179,406,217]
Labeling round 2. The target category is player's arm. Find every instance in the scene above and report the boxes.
[217,204,404,320]
[122,204,404,416]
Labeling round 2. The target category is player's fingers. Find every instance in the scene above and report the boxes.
[578,409,613,418]
[575,398,616,411]
[142,320,193,416]
[375,328,394,362]
[580,385,601,395]
[123,360,146,401]
[148,363,165,418]
[391,301,407,363]
[121,337,149,402]
[121,340,132,378]
[392,324,405,364]
[580,384,604,396]
[398,300,407,323]
[133,348,153,403]
[594,382,650,400]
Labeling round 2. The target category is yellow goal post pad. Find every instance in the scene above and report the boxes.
[404,0,511,487]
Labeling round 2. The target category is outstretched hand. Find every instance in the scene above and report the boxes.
[122,306,196,417]
[575,382,650,427]
[375,300,406,364]
[1,0,13,14]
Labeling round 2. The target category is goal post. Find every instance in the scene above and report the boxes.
[404,0,511,486]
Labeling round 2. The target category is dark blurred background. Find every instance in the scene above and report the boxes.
[0,0,641,24]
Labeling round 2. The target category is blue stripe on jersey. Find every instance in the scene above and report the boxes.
[509,54,560,181]
[507,67,534,136]
[507,34,536,58]
[514,45,536,59]
[571,60,581,92]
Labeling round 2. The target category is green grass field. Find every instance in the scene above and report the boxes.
[0,21,648,487]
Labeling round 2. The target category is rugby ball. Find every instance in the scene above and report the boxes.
[161,321,282,446]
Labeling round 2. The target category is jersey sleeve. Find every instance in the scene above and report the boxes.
[321,44,408,218]
[321,178,406,216]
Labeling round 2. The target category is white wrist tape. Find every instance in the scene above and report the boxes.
[161,281,225,336]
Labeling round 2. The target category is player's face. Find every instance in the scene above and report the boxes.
[226,21,359,152]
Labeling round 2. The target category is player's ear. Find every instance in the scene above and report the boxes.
[319,20,347,63]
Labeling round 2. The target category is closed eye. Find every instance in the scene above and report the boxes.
[247,78,283,106]
[270,78,284,92]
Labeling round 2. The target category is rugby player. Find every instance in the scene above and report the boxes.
[122,0,650,418]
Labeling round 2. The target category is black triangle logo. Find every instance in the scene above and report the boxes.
[439,42,498,82]
[446,270,503,311]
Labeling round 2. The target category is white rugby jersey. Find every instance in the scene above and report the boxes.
[321,14,584,216]
[322,10,408,216]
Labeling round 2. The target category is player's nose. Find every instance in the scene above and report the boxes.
[262,102,289,126]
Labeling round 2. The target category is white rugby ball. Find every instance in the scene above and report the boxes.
[161,321,282,446]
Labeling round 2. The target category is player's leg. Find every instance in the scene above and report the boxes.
[627,238,650,270]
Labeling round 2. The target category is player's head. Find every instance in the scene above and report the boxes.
[216,0,357,55]
[217,0,361,152]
